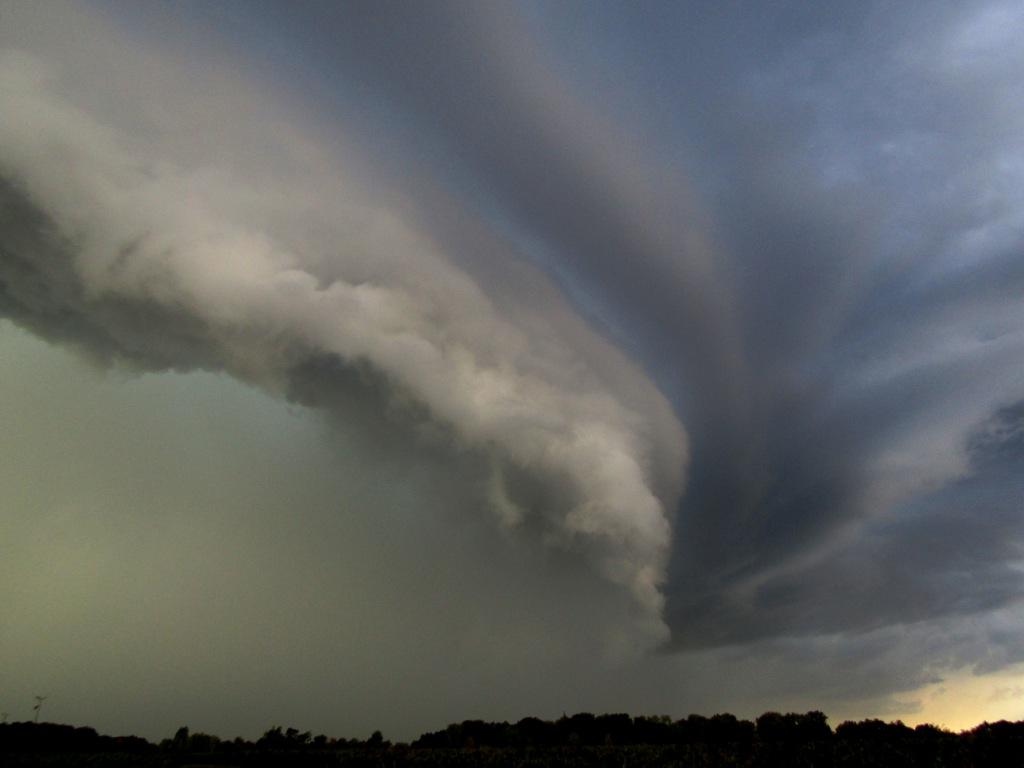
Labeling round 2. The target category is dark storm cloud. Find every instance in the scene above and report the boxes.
[673,402,1024,647]
[237,0,1024,669]
[655,1,1024,652]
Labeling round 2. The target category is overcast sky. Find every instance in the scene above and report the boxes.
[1,0,1023,740]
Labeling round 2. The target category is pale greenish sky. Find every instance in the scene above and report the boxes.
[0,320,668,739]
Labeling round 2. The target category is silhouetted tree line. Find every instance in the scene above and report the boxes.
[0,722,154,754]
[4,712,1024,767]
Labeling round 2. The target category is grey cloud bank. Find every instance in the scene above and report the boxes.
[1,0,1024,737]
[0,15,685,648]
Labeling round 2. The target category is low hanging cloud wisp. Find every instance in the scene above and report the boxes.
[0,48,686,648]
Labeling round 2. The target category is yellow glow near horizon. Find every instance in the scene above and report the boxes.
[892,663,1024,732]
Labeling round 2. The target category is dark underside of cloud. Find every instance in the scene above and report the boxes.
[0,176,218,371]
[0,173,408,438]
[2,0,1024,713]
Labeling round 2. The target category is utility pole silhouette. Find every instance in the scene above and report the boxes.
[32,696,47,723]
